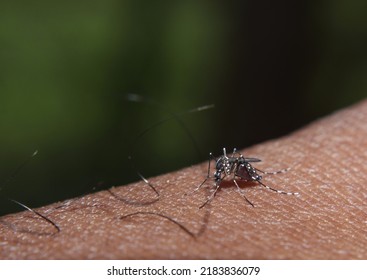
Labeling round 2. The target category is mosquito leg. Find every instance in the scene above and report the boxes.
[233,180,255,207]
[185,153,214,197]
[185,177,208,197]
[256,180,299,195]
[199,182,221,209]
[255,167,290,175]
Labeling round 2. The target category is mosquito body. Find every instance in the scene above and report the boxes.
[194,148,299,208]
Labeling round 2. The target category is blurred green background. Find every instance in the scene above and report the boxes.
[1,1,366,215]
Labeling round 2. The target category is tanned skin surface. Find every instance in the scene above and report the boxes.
[1,100,367,259]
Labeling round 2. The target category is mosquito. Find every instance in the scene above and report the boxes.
[191,148,299,208]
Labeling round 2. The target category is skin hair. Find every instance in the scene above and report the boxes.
[1,100,367,259]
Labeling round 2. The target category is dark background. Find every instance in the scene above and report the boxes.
[1,1,366,215]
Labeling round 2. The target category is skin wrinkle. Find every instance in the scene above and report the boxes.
[1,100,367,259]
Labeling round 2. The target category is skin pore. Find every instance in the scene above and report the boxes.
[1,100,367,259]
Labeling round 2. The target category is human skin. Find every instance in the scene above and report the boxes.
[0,100,367,259]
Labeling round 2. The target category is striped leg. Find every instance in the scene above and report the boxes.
[199,182,221,209]
[255,167,291,175]
[257,180,299,195]
[233,180,255,207]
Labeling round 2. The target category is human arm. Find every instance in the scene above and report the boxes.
[1,100,367,259]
